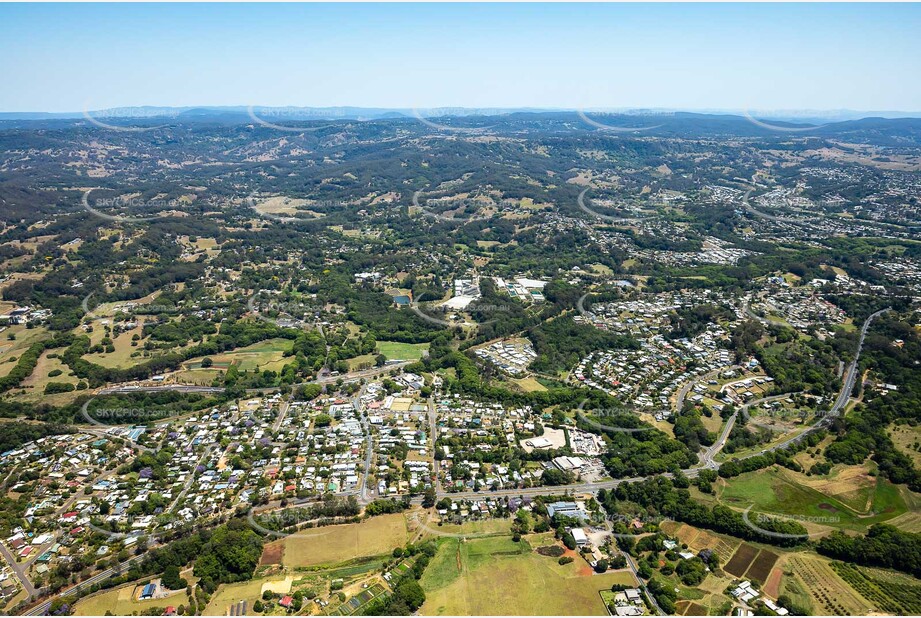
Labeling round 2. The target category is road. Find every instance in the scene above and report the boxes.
[767,307,888,452]
[271,401,290,432]
[96,384,225,395]
[0,454,133,603]
[293,361,412,388]
[623,551,663,616]
[24,553,148,616]
[0,540,37,599]
[353,382,375,503]
[700,413,736,469]
[169,445,217,512]
[742,298,786,328]
[94,362,412,397]
[738,392,802,428]
[675,365,741,413]
[427,395,443,495]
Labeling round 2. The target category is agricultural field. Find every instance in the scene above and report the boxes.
[663,522,741,564]
[660,568,736,617]
[419,534,635,615]
[347,353,376,370]
[270,513,411,568]
[376,341,429,362]
[783,554,875,616]
[831,561,921,615]
[723,543,779,584]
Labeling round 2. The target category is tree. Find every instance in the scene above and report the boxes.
[562,532,577,550]
[162,565,187,590]
[201,357,213,368]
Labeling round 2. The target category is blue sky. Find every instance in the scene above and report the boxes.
[1,3,920,112]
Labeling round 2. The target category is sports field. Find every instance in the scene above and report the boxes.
[376,341,429,361]
[272,513,410,567]
[419,535,635,615]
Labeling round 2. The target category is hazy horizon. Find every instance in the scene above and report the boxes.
[3,105,921,118]
[2,3,920,113]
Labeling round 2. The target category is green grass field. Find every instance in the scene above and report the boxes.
[0,324,49,378]
[419,535,635,615]
[376,341,429,361]
[719,467,907,533]
[202,576,293,616]
[186,338,294,374]
[74,583,190,616]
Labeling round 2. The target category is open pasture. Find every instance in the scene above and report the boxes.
[272,513,410,567]
[420,535,635,615]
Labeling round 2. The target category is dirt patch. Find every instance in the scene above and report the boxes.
[746,549,780,584]
[259,543,283,566]
[764,565,783,598]
[724,543,758,577]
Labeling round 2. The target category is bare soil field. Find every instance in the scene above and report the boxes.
[724,543,759,578]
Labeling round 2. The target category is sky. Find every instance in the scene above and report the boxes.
[1,3,920,113]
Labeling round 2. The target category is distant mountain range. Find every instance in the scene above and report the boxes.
[1,106,919,123]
